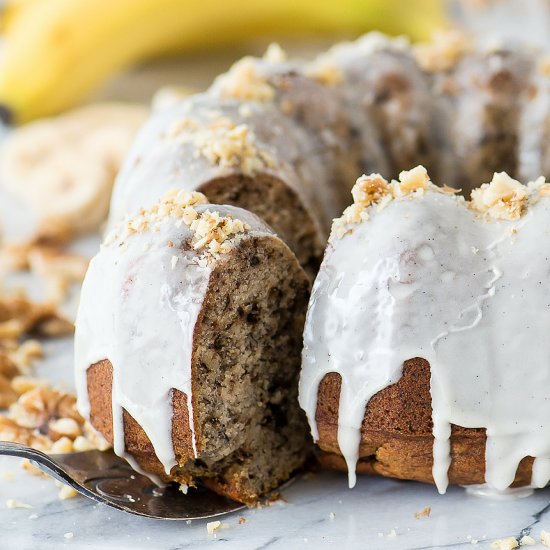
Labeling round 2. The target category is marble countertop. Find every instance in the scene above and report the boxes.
[2,449,550,550]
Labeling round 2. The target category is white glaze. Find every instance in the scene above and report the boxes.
[75,203,269,477]
[75,216,209,475]
[300,186,550,493]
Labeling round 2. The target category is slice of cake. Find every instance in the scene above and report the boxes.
[75,190,311,504]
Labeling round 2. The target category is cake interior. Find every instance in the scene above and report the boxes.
[202,174,324,277]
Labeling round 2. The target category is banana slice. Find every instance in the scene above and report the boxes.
[0,103,148,238]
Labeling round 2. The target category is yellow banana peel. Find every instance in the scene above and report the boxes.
[0,0,447,123]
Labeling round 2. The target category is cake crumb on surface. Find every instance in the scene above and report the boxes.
[238,517,246,524]
[387,529,397,538]
[491,537,519,550]
[63,532,73,540]
[541,530,550,547]
[519,535,536,546]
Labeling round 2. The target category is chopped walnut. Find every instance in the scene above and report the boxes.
[306,61,344,86]
[1,242,88,304]
[394,165,430,196]
[414,506,432,519]
[108,189,250,261]
[491,537,519,550]
[196,122,274,175]
[190,210,248,254]
[216,57,274,102]
[470,172,528,220]
[0,383,109,456]
[414,30,471,73]
[331,166,432,240]
[263,43,287,63]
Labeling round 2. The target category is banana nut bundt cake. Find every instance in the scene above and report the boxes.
[75,31,550,501]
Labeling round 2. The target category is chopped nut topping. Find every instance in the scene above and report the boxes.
[306,61,344,86]
[414,30,471,72]
[470,172,528,220]
[196,123,273,175]
[216,57,274,102]
[331,166,431,240]
[190,210,249,255]
[107,190,250,260]
[395,165,430,196]
[263,43,287,63]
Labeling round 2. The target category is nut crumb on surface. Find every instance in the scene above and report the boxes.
[56,482,78,500]
[239,517,246,524]
[414,506,431,519]
[6,499,32,509]
[491,537,519,550]
[519,535,536,546]
[207,520,229,534]
[541,530,550,547]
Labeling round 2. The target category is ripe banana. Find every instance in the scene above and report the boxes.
[0,0,447,124]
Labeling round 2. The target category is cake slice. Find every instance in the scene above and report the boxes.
[75,190,311,504]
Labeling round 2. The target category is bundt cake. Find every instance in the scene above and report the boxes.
[300,165,550,494]
[75,190,311,504]
[75,31,550,502]
[107,32,540,280]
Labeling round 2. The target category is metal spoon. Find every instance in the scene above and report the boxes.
[0,441,246,520]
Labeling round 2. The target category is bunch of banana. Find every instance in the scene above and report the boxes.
[0,0,446,124]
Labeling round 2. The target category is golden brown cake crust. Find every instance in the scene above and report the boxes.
[87,360,195,482]
[315,358,534,486]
